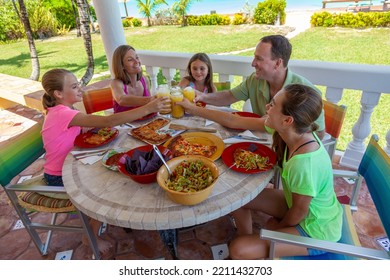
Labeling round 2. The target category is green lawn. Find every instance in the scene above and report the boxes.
[0,25,389,150]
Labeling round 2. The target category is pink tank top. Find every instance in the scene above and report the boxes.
[113,76,150,113]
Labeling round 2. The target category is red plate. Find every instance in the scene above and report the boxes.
[221,142,276,174]
[74,127,119,148]
[229,111,261,130]
[196,101,206,107]
[134,112,157,122]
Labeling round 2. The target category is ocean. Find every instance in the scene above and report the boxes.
[117,0,382,18]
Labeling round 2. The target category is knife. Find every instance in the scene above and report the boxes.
[234,135,268,141]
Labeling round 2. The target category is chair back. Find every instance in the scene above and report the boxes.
[358,134,390,239]
[323,100,347,139]
[0,122,44,187]
[82,87,114,114]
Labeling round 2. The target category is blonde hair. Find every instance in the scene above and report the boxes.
[112,45,142,85]
[41,69,73,112]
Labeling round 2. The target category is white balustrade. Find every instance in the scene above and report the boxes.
[91,0,390,169]
[138,50,390,169]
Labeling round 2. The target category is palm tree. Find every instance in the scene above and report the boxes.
[136,0,168,27]
[124,0,129,17]
[13,0,40,81]
[173,0,201,27]
[76,0,94,86]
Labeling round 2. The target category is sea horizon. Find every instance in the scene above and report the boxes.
[116,0,382,18]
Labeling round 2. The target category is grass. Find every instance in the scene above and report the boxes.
[0,24,389,150]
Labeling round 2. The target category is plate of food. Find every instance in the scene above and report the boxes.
[196,101,206,107]
[129,117,172,145]
[221,142,276,174]
[229,111,262,131]
[74,127,119,148]
[101,148,128,171]
[163,132,225,161]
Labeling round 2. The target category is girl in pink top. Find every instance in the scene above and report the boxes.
[110,45,154,113]
[178,53,217,94]
[41,68,170,258]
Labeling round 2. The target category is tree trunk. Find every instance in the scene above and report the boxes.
[124,0,129,17]
[76,0,94,86]
[17,0,40,81]
[71,0,81,37]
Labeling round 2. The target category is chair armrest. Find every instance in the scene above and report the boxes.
[333,169,359,179]
[6,184,67,193]
[260,229,389,260]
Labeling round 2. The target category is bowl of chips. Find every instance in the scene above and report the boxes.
[117,145,172,184]
[156,155,219,205]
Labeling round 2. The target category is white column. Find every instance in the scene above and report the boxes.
[92,0,126,76]
[340,91,381,169]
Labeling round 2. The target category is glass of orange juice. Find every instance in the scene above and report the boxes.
[170,89,184,119]
[183,86,195,102]
[156,84,171,114]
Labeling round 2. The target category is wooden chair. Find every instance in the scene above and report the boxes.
[322,100,347,161]
[82,87,114,114]
[261,135,390,260]
[0,122,101,259]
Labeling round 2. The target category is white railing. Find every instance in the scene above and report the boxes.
[138,50,390,169]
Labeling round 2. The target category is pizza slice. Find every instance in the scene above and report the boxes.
[168,135,217,158]
[131,118,171,145]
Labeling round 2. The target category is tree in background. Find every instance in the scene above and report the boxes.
[136,0,168,27]
[173,0,201,27]
[123,0,129,17]
[76,0,94,86]
[13,0,40,80]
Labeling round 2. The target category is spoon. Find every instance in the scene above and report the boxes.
[152,145,172,176]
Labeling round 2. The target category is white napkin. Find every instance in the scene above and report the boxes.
[224,130,271,144]
[205,119,215,126]
[79,155,103,165]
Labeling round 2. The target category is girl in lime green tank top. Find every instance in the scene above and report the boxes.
[229,84,342,260]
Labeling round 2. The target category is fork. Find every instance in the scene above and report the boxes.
[74,150,108,159]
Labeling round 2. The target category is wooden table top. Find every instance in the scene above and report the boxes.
[62,113,274,230]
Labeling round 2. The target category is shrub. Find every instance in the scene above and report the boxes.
[253,0,286,25]
[132,18,142,27]
[311,11,390,28]
[122,18,133,28]
[233,13,247,25]
[41,0,75,29]
[311,11,335,27]
[187,14,230,26]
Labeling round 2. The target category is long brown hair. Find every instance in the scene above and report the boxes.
[112,45,142,85]
[41,68,73,112]
[185,52,214,93]
[272,84,323,167]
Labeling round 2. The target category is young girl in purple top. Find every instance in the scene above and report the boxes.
[110,45,155,113]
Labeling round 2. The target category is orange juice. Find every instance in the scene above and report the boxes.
[156,84,171,114]
[183,86,195,102]
[170,90,184,118]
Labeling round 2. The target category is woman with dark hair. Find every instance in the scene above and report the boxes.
[110,45,155,113]
[228,84,342,259]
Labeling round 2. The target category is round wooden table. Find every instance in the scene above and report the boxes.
[62,114,274,230]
